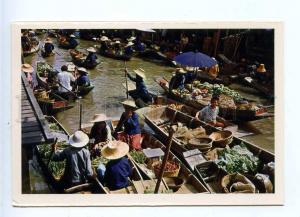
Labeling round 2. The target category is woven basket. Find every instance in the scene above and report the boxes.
[187,137,213,153]
[209,130,233,148]
[221,173,256,193]
[153,161,180,178]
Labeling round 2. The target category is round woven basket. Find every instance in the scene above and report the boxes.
[221,173,256,193]
[209,130,233,148]
[153,161,180,178]
[187,137,213,153]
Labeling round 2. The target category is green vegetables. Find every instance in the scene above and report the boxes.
[130,150,146,164]
[216,143,261,174]
[92,156,109,167]
[48,123,62,132]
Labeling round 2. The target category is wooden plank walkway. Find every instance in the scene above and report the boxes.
[21,73,55,146]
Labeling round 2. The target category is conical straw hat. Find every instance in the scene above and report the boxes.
[101,140,129,160]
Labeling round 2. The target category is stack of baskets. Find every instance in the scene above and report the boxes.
[209,130,233,148]
[187,137,213,153]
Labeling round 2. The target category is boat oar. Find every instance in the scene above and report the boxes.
[154,126,175,194]
[124,61,129,99]
[79,102,82,130]
[94,177,109,194]
[127,154,146,191]
[57,81,80,99]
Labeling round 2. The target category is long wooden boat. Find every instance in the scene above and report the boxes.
[143,106,274,192]
[99,49,132,61]
[36,61,94,98]
[57,35,78,49]
[35,116,107,193]
[69,49,101,69]
[23,42,40,56]
[41,49,55,58]
[129,132,209,193]
[136,49,176,66]
[243,76,274,99]
[155,77,271,122]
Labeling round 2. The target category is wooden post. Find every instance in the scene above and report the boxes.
[154,127,175,194]
[124,61,129,99]
[79,103,82,130]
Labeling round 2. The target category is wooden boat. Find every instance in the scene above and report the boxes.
[99,49,132,61]
[243,76,274,99]
[129,132,210,193]
[41,49,55,58]
[34,89,74,115]
[143,106,275,193]
[36,61,94,98]
[35,116,107,194]
[69,49,101,69]
[136,48,176,66]
[155,77,270,122]
[23,42,40,56]
[57,35,78,49]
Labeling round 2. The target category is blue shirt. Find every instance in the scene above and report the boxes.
[169,74,185,91]
[68,38,78,47]
[118,112,141,135]
[125,46,133,56]
[199,105,219,123]
[104,157,132,190]
[44,43,54,53]
[127,73,152,102]
[85,52,97,64]
[76,75,90,86]
[184,72,196,84]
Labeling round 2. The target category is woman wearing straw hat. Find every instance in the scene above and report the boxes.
[51,131,94,189]
[67,34,78,49]
[75,67,91,87]
[256,63,267,82]
[84,47,98,66]
[169,68,186,93]
[124,41,134,56]
[87,113,112,146]
[99,140,132,190]
[99,36,110,53]
[126,68,153,107]
[42,37,55,57]
[21,63,38,89]
[114,100,142,150]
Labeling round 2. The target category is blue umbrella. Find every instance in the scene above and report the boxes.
[174,51,217,68]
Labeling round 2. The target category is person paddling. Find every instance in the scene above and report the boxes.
[84,47,97,66]
[43,38,55,56]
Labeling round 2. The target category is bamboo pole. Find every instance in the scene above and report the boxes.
[124,61,129,99]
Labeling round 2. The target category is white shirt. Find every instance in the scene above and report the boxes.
[57,71,75,93]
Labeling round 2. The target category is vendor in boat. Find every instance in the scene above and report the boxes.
[75,67,90,87]
[97,140,132,190]
[169,68,186,92]
[51,130,94,190]
[195,96,225,128]
[87,113,113,146]
[100,36,109,52]
[126,68,153,107]
[57,65,75,98]
[68,34,78,48]
[124,41,134,56]
[256,63,267,82]
[113,100,142,150]
[28,30,39,44]
[43,38,55,55]
[84,47,98,66]
[114,41,121,54]
[21,63,38,89]
[208,58,220,79]
[135,38,145,52]
[21,31,31,51]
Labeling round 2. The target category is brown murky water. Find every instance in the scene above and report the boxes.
[25,33,274,153]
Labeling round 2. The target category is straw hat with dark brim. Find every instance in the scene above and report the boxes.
[121,100,137,109]
[22,64,34,73]
[90,113,109,123]
[77,67,88,74]
[69,131,89,148]
[87,47,96,53]
[256,64,266,73]
[101,140,129,160]
[133,68,146,79]
[125,41,134,47]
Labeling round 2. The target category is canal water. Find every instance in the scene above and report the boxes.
[24,34,274,153]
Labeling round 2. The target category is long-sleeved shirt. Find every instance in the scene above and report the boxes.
[127,73,152,102]
[89,123,112,144]
[76,75,90,87]
[169,73,185,91]
[68,38,78,48]
[85,52,97,64]
[104,157,132,190]
[52,147,93,187]
[44,43,54,53]
[116,112,141,135]
[124,46,134,56]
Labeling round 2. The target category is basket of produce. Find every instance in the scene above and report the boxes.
[187,137,213,153]
[221,173,256,193]
[209,130,233,148]
[153,160,180,178]
[164,177,185,192]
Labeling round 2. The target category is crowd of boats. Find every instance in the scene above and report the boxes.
[21,29,275,194]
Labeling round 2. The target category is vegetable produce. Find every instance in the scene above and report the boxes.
[153,161,179,173]
[48,123,62,132]
[216,143,261,174]
[130,150,146,164]
[91,156,109,167]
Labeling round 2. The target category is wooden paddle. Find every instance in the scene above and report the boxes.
[154,126,175,194]
[127,154,146,190]
[124,61,129,99]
